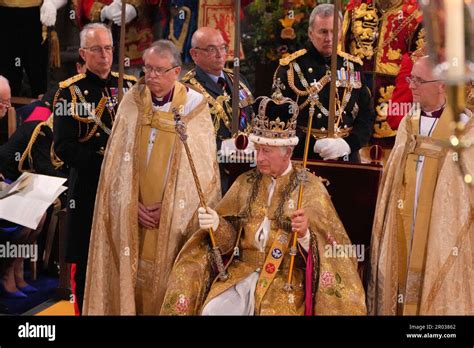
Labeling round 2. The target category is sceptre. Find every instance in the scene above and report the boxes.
[173,108,229,281]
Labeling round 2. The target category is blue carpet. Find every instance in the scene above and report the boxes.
[0,272,59,315]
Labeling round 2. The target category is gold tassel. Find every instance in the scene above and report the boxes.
[42,25,48,45]
[49,30,61,68]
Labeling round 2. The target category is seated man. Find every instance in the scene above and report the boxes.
[185,26,255,193]
[161,96,366,315]
[0,76,50,298]
[0,115,67,182]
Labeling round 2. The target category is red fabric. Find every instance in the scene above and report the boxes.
[82,0,113,22]
[387,53,414,130]
[70,263,80,316]
[24,106,51,123]
[304,247,314,315]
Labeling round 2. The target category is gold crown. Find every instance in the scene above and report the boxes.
[251,96,299,142]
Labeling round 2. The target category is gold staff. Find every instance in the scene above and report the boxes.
[284,110,314,291]
[285,0,341,290]
[117,0,127,103]
[327,0,341,138]
[173,108,229,281]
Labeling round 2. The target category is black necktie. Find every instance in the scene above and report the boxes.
[217,77,229,94]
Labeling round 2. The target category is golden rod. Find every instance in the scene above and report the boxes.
[285,109,314,291]
[173,108,228,280]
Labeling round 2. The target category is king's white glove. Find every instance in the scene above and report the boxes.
[100,0,121,22]
[314,138,351,160]
[112,3,137,25]
[198,207,219,231]
[40,0,67,27]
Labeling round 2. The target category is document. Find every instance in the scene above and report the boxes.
[0,173,67,230]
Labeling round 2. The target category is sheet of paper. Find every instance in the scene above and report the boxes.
[0,173,67,230]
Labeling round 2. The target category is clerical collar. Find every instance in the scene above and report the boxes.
[421,104,445,119]
[152,87,174,107]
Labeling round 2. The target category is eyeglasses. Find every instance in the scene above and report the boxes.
[142,65,179,76]
[194,45,229,56]
[0,98,11,107]
[82,45,114,54]
[406,75,440,86]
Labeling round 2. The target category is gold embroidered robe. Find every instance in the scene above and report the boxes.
[83,79,221,315]
[161,165,367,315]
[368,107,474,315]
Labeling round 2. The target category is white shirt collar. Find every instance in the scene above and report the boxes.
[271,162,292,180]
[206,71,225,84]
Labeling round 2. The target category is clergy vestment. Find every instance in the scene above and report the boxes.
[368,105,474,315]
[83,79,221,315]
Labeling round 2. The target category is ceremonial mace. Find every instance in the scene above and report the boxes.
[327,0,341,139]
[284,0,341,291]
[117,0,127,103]
[173,108,229,281]
[284,111,314,292]
[231,0,241,136]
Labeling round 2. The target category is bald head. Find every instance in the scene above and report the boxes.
[190,27,228,76]
[191,27,223,48]
[0,75,11,120]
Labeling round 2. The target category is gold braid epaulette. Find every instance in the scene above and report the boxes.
[111,71,138,82]
[279,49,307,66]
[181,69,196,83]
[337,50,363,65]
[59,73,86,89]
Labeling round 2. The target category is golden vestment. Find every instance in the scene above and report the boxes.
[161,165,367,315]
[83,80,221,315]
[368,107,474,315]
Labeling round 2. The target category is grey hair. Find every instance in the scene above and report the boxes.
[279,146,295,156]
[143,40,182,67]
[79,23,113,48]
[308,4,343,30]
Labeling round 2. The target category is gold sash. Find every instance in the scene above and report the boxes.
[135,82,188,314]
[254,229,290,312]
[397,108,452,315]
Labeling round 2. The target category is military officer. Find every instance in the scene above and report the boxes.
[53,23,136,314]
[184,26,254,193]
[273,4,376,162]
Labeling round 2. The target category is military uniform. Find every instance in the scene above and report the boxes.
[182,66,254,192]
[273,43,376,162]
[341,0,424,141]
[0,0,47,96]
[53,69,136,311]
[0,119,66,181]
